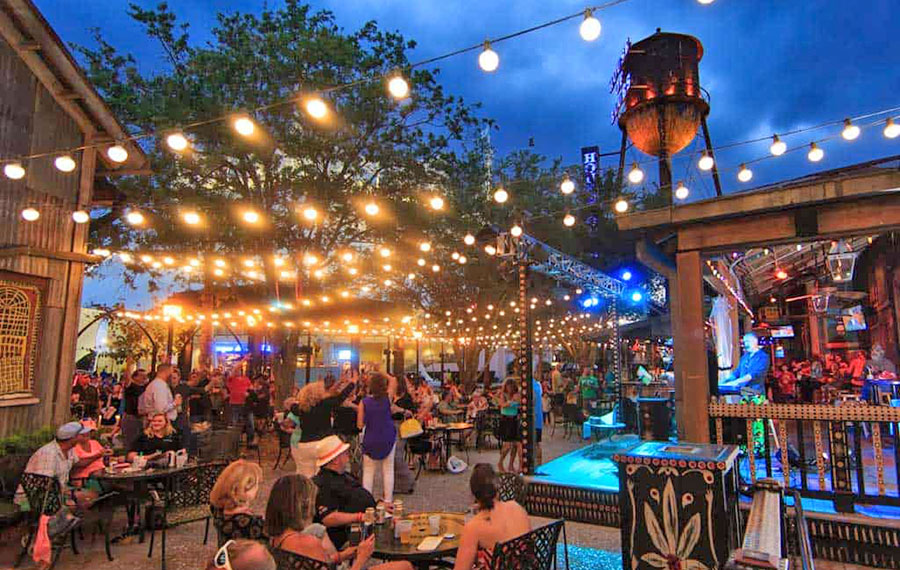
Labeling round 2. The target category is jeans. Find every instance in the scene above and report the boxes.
[231,404,256,441]
[362,442,396,504]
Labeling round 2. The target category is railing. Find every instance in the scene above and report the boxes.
[709,400,900,512]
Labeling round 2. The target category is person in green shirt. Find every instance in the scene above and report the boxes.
[579,367,599,412]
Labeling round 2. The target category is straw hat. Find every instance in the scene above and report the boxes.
[316,435,350,467]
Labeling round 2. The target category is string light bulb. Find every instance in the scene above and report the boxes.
[419,242,432,252]
[769,135,787,156]
[242,210,260,224]
[493,188,508,204]
[884,118,900,139]
[614,199,629,213]
[675,181,689,200]
[54,155,76,172]
[807,142,824,162]
[233,116,255,136]
[342,252,354,263]
[560,175,575,195]
[431,264,440,273]
[364,202,379,216]
[484,244,497,256]
[627,162,644,184]
[72,210,90,224]
[841,118,860,141]
[463,234,476,246]
[107,144,128,163]
[126,211,145,225]
[302,206,318,221]
[166,133,189,152]
[775,268,788,280]
[510,224,523,237]
[563,213,576,227]
[21,207,40,222]
[737,164,753,182]
[304,97,329,119]
[183,211,200,225]
[698,152,714,171]
[380,247,392,257]
[458,255,467,264]
[579,9,602,42]
[429,196,445,210]
[387,75,410,99]
[478,41,499,72]
[417,258,426,267]
[4,162,25,180]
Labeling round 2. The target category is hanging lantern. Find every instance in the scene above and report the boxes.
[826,239,859,283]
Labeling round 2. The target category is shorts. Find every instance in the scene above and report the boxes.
[499,415,520,442]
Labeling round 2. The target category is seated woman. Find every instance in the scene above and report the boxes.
[70,419,110,495]
[210,460,266,544]
[454,464,530,570]
[126,413,182,461]
[265,474,411,570]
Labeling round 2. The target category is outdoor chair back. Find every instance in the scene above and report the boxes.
[489,519,566,570]
[496,472,524,504]
[269,545,336,570]
[17,472,63,517]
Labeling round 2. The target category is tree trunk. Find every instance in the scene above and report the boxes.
[271,329,299,407]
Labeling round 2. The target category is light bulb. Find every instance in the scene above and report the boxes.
[697,0,714,4]
[579,10,602,41]
[627,162,644,184]
[478,42,499,72]
[563,213,576,227]
[738,164,753,182]
[431,264,440,273]
[807,142,824,162]
[510,224,523,237]
[770,135,786,156]
[451,252,460,260]
[72,210,90,224]
[182,211,200,225]
[364,202,379,216]
[21,207,40,221]
[243,210,260,224]
[675,182,689,200]
[305,97,328,119]
[484,244,497,256]
[166,133,189,152]
[302,206,318,221]
[614,199,629,213]
[884,118,900,139]
[419,242,431,252]
[126,211,145,225]
[493,188,508,203]
[560,176,575,195]
[107,144,128,163]
[458,255,467,264]
[698,152,714,171]
[54,155,76,172]
[342,252,353,262]
[463,234,475,246]
[387,75,409,99]
[380,247,392,258]
[841,119,860,141]
[417,258,426,267]
[233,116,255,136]
[4,162,25,179]
[429,196,445,210]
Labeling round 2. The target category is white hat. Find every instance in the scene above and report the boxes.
[316,435,350,467]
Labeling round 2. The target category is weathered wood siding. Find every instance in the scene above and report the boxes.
[0,38,89,435]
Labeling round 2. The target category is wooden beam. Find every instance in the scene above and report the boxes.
[678,211,797,252]
[635,238,676,280]
[817,193,900,236]
[0,246,100,264]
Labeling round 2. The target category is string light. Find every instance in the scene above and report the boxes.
[4,162,25,179]
[233,116,256,136]
[431,264,441,272]
[302,206,319,221]
[54,155,76,172]
[493,188,508,204]
[675,181,689,200]
[484,244,497,256]
[737,164,753,182]
[417,258,426,267]
[563,213,576,227]
[560,175,575,195]
[775,268,788,280]
[342,252,354,262]
[183,211,201,225]
[884,118,900,139]
[106,144,128,163]
[463,234,476,246]
[166,133,189,152]
[698,152,714,171]
[419,242,432,252]
[614,199,629,213]
[807,142,824,162]
[579,9,602,42]
[21,207,40,222]
[387,75,410,99]
[126,211,145,225]
[841,118,860,141]
[304,97,329,119]
[458,255,467,264]
[627,162,644,184]
[429,196,445,210]
[510,224,523,237]
[242,210,260,224]
[364,202,379,216]
[478,41,499,72]
[72,210,90,224]
[769,135,786,156]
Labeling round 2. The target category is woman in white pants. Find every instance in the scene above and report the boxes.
[358,373,409,504]
[291,378,356,477]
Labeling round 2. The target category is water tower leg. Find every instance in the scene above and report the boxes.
[701,118,723,197]
[616,130,628,191]
[657,113,673,202]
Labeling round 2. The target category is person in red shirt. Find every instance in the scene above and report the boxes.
[228,369,255,444]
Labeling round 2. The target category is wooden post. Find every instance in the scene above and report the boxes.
[672,250,710,443]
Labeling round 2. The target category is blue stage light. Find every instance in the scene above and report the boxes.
[631,291,643,302]
[622,270,632,281]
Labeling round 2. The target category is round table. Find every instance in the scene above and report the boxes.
[373,511,465,569]
[426,423,473,468]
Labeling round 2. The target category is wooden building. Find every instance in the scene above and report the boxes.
[0,0,145,435]
[618,157,900,443]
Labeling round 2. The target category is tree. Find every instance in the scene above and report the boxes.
[75,1,487,401]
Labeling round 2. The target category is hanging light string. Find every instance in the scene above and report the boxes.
[0,1,635,168]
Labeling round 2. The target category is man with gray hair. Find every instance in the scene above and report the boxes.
[138,364,181,423]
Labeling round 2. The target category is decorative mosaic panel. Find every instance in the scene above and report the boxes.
[0,277,43,397]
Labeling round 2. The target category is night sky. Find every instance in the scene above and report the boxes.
[35,0,898,308]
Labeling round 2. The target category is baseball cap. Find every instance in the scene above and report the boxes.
[56,421,89,441]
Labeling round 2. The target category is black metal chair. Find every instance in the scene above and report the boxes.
[14,473,80,569]
[496,472,525,504]
[146,461,227,570]
[490,519,568,570]
[476,409,501,449]
[405,435,434,479]
[273,424,293,470]
[269,545,336,570]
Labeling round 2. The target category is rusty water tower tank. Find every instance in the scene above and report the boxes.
[618,30,708,157]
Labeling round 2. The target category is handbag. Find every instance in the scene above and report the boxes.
[399,418,423,439]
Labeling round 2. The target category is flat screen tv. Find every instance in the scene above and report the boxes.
[843,305,867,332]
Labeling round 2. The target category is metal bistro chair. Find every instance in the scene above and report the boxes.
[489,519,568,570]
[273,423,293,470]
[497,472,525,504]
[269,545,336,570]
[146,461,227,570]
[14,473,84,569]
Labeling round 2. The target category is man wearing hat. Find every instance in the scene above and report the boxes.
[15,422,91,509]
[312,435,376,548]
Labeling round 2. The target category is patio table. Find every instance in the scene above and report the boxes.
[372,511,465,569]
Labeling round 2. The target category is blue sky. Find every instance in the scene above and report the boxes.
[34,0,899,308]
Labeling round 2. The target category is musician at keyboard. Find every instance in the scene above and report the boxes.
[719,333,770,399]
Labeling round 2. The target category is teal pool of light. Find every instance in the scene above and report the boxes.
[530,443,621,492]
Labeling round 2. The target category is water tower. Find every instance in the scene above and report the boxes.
[611,29,722,200]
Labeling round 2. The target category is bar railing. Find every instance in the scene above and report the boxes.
[709,399,900,512]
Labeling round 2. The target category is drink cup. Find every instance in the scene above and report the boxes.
[428,514,441,535]
[398,520,413,545]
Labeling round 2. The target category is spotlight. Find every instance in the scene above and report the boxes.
[631,291,643,302]
[622,271,632,281]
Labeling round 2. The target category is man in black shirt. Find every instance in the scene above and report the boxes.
[121,369,148,450]
[313,435,376,548]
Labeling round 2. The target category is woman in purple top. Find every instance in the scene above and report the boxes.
[357,372,409,504]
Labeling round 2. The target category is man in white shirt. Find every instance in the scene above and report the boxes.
[139,364,181,423]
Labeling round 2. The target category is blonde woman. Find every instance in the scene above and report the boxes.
[290,379,356,477]
[265,474,410,570]
[210,460,266,544]
[127,413,180,460]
